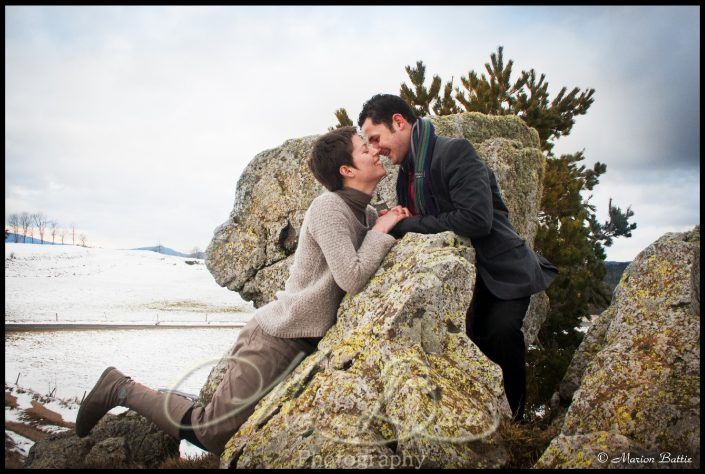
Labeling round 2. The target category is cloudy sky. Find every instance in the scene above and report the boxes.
[5,6,699,261]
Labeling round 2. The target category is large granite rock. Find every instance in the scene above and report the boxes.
[25,411,179,469]
[206,112,546,309]
[200,112,550,420]
[215,232,512,468]
[536,226,700,469]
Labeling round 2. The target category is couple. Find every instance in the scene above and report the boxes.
[75,94,557,455]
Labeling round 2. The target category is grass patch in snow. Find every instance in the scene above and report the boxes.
[145,300,246,313]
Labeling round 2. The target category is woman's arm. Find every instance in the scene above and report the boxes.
[308,205,399,296]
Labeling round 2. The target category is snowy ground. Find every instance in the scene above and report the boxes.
[5,243,254,325]
[5,243,256,461]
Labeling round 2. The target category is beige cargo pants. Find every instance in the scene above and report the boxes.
[188,317,319,455]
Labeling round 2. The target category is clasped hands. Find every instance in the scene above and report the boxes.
[372,205,411,234]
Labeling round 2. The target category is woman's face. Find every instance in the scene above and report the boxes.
[347,134,387,184]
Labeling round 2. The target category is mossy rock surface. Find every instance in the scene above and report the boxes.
[536,226,700,469]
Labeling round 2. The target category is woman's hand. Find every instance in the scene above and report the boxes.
[379,206,411,217]
[373,205,410,234]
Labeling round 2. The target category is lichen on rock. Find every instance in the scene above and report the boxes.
[536,226,700,469]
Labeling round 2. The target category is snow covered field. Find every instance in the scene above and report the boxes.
[5,243,256,460]
[5,243,254,325]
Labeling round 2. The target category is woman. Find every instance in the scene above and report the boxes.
[75,126,410,455]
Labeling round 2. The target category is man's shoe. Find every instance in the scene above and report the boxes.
[75,366,131,437]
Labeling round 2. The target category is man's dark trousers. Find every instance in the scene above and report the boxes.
[466,276,530,421]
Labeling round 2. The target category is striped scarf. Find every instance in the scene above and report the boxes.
[396,117,439,216]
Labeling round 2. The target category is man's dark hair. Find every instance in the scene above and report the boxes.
[308,126,357,192]
[357,94,417,130]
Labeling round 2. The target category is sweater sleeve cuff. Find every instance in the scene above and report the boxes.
[367,229,397,247]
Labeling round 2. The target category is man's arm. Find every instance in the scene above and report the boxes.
[392,140,493,238]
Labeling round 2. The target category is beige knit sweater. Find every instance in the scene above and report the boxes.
[254,191,397,338]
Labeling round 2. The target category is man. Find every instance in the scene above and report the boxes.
[359,94,558,422]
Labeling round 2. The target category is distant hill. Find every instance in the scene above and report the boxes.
[588,260,632,315]
[604,261,631,294]
[5,234,200,258]
[131,246,191,257]
[5,232,65,245]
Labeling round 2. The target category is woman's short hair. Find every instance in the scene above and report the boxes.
[308,126,357,191]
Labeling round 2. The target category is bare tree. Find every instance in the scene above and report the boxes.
[28,213,38,241]
[71,223,76,245]
[189,246,202,258]
[33,212,48,244]
[8,213,21,242]
[79,234,87,247]
[156,242,162,254]
[19,212,32,243]
[50,220,59,244]
[60,228,67,244]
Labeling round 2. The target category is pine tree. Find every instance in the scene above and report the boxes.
[433,78,461,116]
[399,61,442,117]
[590,198,637,248]
[456,46,524,115]
[328,108,354,131]
[455,47,595,155]
[328,61,453,129]
[525,151,638,406]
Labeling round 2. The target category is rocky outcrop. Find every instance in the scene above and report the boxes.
[214,232,512,469]
[198,113,554,468]
[523,291,549,348]
[557,306,614,404]
[200,287,548,411]
[197,113,551,451]
[536,226,700,469]
[25,411,179,469]
[206,112,545,310]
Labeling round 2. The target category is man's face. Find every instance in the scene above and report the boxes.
[361,114,411,166]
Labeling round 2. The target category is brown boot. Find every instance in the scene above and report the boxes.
[76,367,194,439]
[76,366,131,437]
